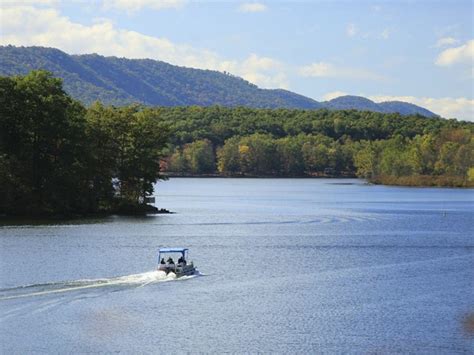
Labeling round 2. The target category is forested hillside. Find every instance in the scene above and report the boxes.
[154,106,473,186]
[0,46,437,116]
[0,46,321,109]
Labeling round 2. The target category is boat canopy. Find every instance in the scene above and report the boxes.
[158,248,189,265]
[159,248,188,253]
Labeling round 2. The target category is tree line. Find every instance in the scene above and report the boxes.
[166,130,473,186]
[0,71,169,216]
[154,105,467,146]
[159,107,473,186]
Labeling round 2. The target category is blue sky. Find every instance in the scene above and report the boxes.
[1,0,473,120]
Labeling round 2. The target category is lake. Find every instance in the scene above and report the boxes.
[1,178,473,353]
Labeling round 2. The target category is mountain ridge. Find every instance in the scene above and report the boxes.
[0,45,438,117]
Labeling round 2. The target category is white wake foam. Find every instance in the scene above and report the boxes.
[0,270,198,301]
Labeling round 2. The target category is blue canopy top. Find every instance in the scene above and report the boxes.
[159,248,188,253]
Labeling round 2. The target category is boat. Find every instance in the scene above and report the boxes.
[157,247,196,277]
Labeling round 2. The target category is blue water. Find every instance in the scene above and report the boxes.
[1,178,473,353]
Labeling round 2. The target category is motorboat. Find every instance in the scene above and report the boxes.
[157,247,196,277]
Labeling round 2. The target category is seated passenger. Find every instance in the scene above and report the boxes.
[158,257,166,270]
[178,256,185,265]
[167,257,175,265]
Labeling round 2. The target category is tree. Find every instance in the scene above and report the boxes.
[84,102,120,210]
[85,105,170,204]
[217,136,241,174]
[276,136,305,175]
[468,167,474,182]
[0,70,89,215]
[182,139,215,174]
[124,107,170,201]
[301,136,331,174]
[239,134,279,175]
[453,142,473,176]
[378,137,415,177]
[435,142,461,175]
[353,142,378,178]
[168,148,188,173]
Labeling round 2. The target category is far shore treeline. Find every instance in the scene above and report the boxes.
[1,71,473,216]
[162,108,473,186]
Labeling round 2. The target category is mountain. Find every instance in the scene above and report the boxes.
[0,45,438,117]
[378,101,437,117]
[0,45,321,109]
[324,95,438,117]
[324,95,384,112]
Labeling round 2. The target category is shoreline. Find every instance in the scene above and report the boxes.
[162,173,357,179]
[0,206,174,221]
[163,174,473,188]
[369,175,474,188]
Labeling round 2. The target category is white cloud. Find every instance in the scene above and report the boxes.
[369,95,474,121]
[0,4,286,89]
[322,91,348,101]
[435,39,474,66]
[238,2,267,13]
[434,37,460,48]
[102,0,186,12]
[346,23,357,37]
[1,0,59,6]
[299,62,385,81]
[227,54,288,88]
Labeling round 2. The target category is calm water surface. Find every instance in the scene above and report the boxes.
[1,178,473,353]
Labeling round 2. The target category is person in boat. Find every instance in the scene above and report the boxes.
[158,257,167,271]
[178,255,187,266]
[167,257,176,271]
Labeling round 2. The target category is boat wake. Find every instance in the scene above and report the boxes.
[0,270,198,301]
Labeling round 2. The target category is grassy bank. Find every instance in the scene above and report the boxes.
[370,175,474,188]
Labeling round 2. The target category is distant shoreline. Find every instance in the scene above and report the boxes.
[369,175,474,188]
[163,173,357,179]
[163,174,473,188]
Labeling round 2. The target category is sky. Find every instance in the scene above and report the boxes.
[0,0,473,120]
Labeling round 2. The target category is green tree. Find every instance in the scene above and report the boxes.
[379,137,414,177]
[217,136,241,174]
[453,142,473,176]
[239,134,279,175]
[84,101,120,210]
[168,148,188,173]
[301,136,330,174]
[0,70,89,215]
[435,142,461,175]
[182,139,215,174]
[353,142,378,178]
[276,136,305,175]
[86,105,170,204]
